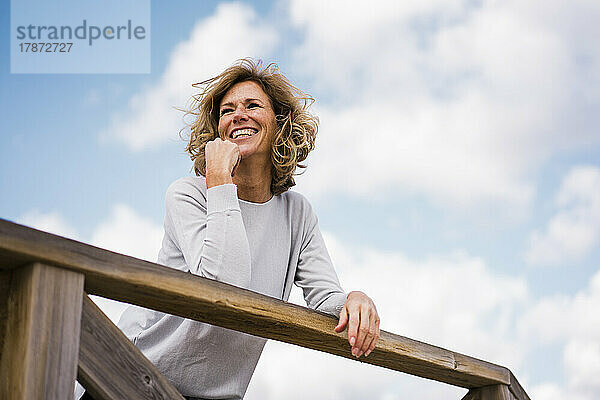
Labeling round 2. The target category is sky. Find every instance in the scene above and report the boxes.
[2,1,600,399]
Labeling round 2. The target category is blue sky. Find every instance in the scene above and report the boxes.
[2,1,600,399]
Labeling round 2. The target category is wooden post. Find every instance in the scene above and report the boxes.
[78,295,184,400]
[0,263,84,400]
[462,384,514,400]
[0,270,10,360]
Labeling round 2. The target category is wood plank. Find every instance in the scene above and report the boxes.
[508,371,530,400]
[78,294,184,400]
[0,218,512,389]
[461,390,479,400]
[461,385,514,400]
[0,270,10,361]
[0,262,84,400]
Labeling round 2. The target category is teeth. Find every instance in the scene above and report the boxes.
[232,129,257,139]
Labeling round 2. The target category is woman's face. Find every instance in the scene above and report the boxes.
[218,80,277,163]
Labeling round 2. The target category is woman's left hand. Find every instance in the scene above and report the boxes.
[334,291,380,358]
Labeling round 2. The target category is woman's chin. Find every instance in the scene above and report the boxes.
[237,145,252,158]
[238,147,270,164]
[238,143,259,157]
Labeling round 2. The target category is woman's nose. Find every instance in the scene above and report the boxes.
[232,105,248,123]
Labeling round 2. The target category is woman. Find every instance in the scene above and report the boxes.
[118,59,380,400]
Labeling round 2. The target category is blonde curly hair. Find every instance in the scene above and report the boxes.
[183,59,319,196]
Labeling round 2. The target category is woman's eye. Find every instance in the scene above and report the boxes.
[248,103,260,109]
[220,108,233,116]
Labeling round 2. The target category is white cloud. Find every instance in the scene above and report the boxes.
[17,206,164,324]
[248,339,466,400]
[297,99,535,208]
[530,383,568,400]
[289,0,600,209]
[18,209,79,240]
[520,269,600,399]
[90,203,163,262]
[520,269,600,345]
[526,166,600,266]
[247,231,529,399]
[103,2,278,151]
[564,339,600,395]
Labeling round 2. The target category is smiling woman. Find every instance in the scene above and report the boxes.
[116,59,380,400]
[185,59,318,197]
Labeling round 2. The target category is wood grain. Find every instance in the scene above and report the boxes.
[0,262,84,400]
[461,384,514,400]
[0,219,526,394]
[509,371,531,400]
[78,294,184,400]
[0,270,10,361]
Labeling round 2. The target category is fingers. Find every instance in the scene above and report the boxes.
[353,306,368,357]
[336,292,380,359]
[347,305,360,351]
[205,138,240,187]
[363,311,380,357]
[334,304,348,333]
[206,138,239,166]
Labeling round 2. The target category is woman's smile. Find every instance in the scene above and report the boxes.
[230,127,258,140]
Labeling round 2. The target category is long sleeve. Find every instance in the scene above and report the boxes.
[117,180,346,399]
[294,204,347,317]
[163,177,252,288]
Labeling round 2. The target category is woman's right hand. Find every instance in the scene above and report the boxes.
[205,138,240,188]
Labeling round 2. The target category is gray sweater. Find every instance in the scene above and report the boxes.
[117,176,347,399]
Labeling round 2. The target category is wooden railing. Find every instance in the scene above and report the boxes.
[0,219,530,400]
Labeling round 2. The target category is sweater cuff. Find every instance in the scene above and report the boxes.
[206,184,240,215]
[332,292,348,317]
